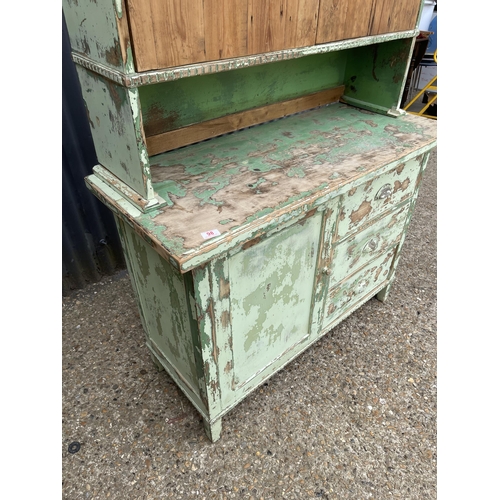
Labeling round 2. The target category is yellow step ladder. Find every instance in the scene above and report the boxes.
[404,50,437,120]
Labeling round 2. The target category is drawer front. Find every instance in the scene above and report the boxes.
[324,247,396,329]
[337,155,423,238]
[330,203,410,284]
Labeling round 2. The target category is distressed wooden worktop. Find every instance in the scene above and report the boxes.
[87,103,436,272]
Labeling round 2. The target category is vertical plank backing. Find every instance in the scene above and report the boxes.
[284,0,320,48]
[248,0,319,54]
[369,0,421,35]
[127,0,206,71]
[204,0,249,61]
[316,0,374,43]
[126,0,159,71]
[151,0,206,68]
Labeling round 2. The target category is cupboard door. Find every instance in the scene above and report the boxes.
[317,0,422,44]
[369,0,422,35]
[220,212,322,407]
[127,0,321,71]
[127,0,207,71]
[247,0,319,54]
[316,0,373,43]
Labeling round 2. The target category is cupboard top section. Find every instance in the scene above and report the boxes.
[63,0,424,75]
[86,103,437,272]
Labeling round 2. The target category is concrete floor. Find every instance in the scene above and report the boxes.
[62,147,437,499]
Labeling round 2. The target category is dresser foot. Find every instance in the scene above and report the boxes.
[150,352,165,372]
[376,282,393,303]
[203,418,222,442]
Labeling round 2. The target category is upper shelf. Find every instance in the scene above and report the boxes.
[71,29,418,89]
[63,0,424,82]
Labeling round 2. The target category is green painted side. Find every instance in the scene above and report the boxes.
[117,219,203,408]
[343,37,414,113]
[138,51,347,136]
[63,0,133,72]
[76,67,153,199]
[225,213,321,396]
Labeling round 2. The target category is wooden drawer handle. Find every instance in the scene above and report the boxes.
[376,184,393,200]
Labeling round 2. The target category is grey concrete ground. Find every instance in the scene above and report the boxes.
[62,147,437,500]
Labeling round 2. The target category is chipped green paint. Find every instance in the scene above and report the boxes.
[128,88,154,200]
[343,37,414,113]
[151,180,187,207]
[117,219,201,398]
[86,114,435,443]
[113,0,123,18]
[87,104,435,273]
[71,0,435,444]
[325,246,397,329]
[228,213,321,386]
[287,167,306,178]
[76,67,152,199]
[139,51,347,136]
[63,0,127,71]
[135,212,187,257]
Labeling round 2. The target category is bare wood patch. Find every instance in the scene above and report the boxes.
[349,200,372,225]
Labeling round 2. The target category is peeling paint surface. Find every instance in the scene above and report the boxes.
[324,246,397,328]
[142,103,436,269]
[76,67,151,199]
[63,0,127,71]
[227,214,320,388]
[117,219,201,405]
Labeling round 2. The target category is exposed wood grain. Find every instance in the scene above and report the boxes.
[316,0,374,43]
[146,86,345,155]
[114,1,134,71]
[126,0,159,71]
[144,104,437,261]
[369,0,421,35]
[284,0,320,48]
[204,0,249,60]
[151,0,206,68]
[127,0,206,71]
[248,0,319,54]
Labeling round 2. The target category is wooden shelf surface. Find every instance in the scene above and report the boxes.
[87,103,437,271]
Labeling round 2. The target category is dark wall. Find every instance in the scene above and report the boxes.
[62,13,125,295]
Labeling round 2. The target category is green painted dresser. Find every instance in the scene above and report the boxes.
[63,0,437,441]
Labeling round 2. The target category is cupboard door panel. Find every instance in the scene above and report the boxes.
[248,0,320,54]
[127,0,206,71]
[317,0,422,44]
[316,0,372,43]
[224,213,322,398]
[203,0,249,61]
[369,0,422,35]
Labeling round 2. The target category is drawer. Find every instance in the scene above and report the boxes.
[324,247,396,328]
[330,203,410,284]
[336,155,423,238]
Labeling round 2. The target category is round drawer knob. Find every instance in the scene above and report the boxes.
[376,184,393,200]
[363,237,379,253]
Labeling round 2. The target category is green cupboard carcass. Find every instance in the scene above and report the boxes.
[63,0,437,441]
